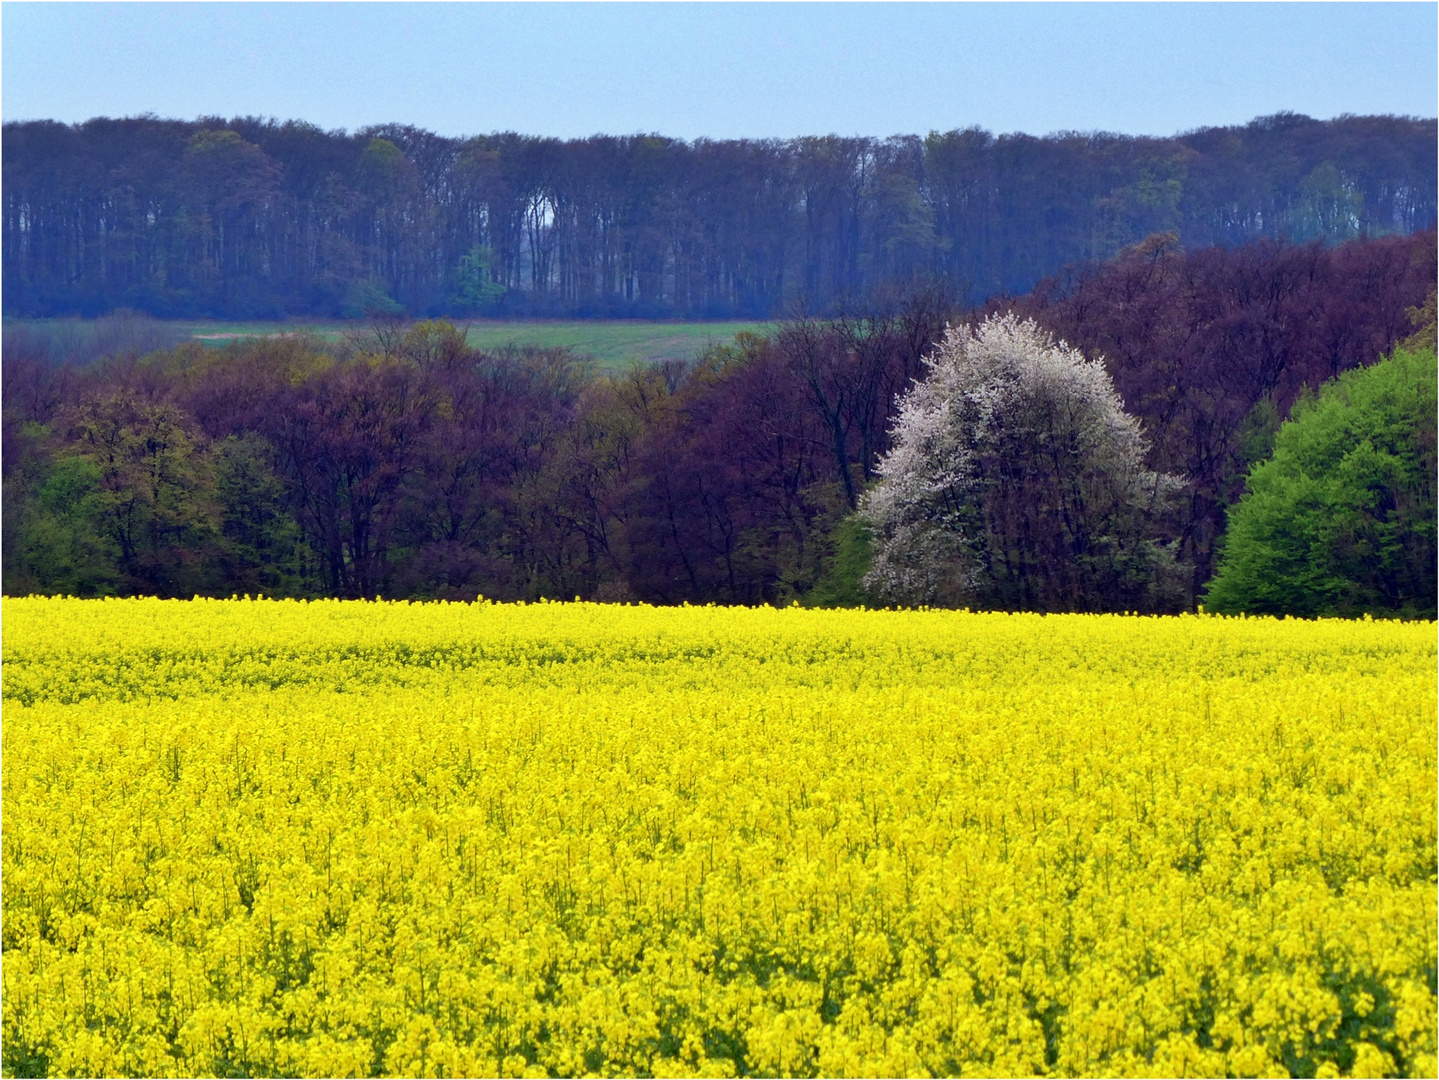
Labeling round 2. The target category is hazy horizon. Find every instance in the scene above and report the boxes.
[13,108,1437,145]
[4,3,1435,142]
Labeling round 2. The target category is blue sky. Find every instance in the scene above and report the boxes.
[3,3,1435,140]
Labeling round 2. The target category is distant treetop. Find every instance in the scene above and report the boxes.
[3,113,1434,320]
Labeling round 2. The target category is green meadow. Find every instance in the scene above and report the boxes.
[8,318,773,369]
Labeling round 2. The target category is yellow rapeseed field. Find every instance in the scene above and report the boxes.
[2,597,1434,1078]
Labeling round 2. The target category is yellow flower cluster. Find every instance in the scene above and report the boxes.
[3,598,1435,1078]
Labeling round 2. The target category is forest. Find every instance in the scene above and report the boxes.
[3,229,1433,614]
[3,112,1435,320]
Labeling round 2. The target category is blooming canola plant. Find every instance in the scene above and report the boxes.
[2,598,1434,1077]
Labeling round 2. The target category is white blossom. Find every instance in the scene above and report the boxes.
[860,313,1184,609]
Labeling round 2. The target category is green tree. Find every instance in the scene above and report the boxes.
[341,279,403,319]
[1205,346,1437,618]
[451,245,507,311]
[211,434,319,597]
[1295,161,1364,243]
[70,395,221,596]
[804,515,875,608]
[9,451,119,596]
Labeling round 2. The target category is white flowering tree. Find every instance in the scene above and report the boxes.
[859,313,1186,611]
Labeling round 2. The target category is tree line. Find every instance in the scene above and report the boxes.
[2,230,1433,611]
[3,112,1434,320]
